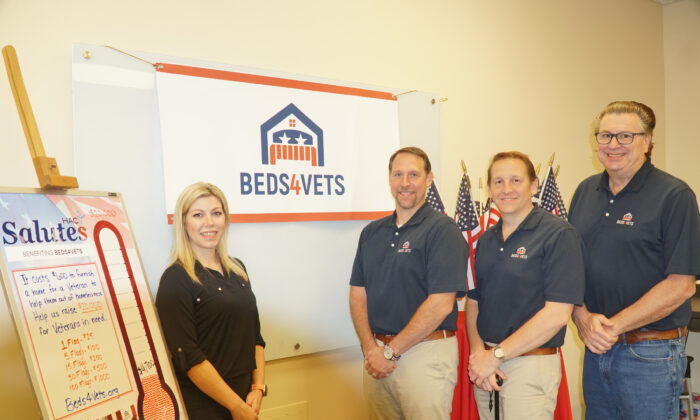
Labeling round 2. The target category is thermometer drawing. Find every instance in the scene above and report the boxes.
[94,221,178,420]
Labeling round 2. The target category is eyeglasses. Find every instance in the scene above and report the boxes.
[595,131,646,145]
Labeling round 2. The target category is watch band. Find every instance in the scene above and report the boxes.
[251,383,267,396]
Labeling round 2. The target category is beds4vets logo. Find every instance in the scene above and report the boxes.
[617,212,634,226]
[398,241,411,253]
[239,103,346,197]
[511,246,528,260]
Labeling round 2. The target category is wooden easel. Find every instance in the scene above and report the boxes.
[2,45,78,189]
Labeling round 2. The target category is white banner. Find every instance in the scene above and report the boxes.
[155,64,400,223]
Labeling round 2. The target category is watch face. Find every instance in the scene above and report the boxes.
[383,346,394,360]
[494,347,505,360]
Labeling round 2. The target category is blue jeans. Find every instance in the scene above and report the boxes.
[582,335,687,420]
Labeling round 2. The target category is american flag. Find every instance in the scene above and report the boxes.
[532,183,542,206]
[454,174,481,290]
[426,182,447,214]
[479,198,501,230]
[538,166,568,220]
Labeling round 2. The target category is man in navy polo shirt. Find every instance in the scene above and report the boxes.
[349,146,468,419]
[466,151,584,420]
[569,101,700,420]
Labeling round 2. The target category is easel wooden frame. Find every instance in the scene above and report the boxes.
[2,45,78,189]
[1,45,185,420]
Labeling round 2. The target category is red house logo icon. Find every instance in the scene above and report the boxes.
[260,103,324,167]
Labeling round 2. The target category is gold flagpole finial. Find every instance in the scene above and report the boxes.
[460,160,467,174]
[535,163,541,177]
[547,152,555,167]
[554,164,560,179]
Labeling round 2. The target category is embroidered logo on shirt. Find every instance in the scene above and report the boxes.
[398,241,412,253]
[510,246,528,259]
[616,212,634,226]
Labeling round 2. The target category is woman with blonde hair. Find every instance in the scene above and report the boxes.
[156,182,265,420]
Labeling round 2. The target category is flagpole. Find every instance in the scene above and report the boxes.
[479,177,484,219]
[537,153,557,205]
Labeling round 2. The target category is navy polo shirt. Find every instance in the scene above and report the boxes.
[350,202,469,335]
[467,207,585,347]
[569,159,700,330]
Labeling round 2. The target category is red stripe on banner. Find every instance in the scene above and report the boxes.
[269,145,276,165]
[300,145,305,160]
[293,145,299,160]
[167,212,392,224]
[311,148,317,166]
[157,63,397,101]
[229,211,392,223]
[283,144,288,160]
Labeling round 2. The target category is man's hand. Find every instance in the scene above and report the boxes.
[364,345,397,379]
[468,348,506,391]
[572,306,618,354]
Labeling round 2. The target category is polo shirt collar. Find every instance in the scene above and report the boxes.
[491,207,541,237]
[385,202,432,228]
[597,158,653,194]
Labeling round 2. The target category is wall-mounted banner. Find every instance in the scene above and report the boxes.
[155,63,400,223]
[0,189,184,420]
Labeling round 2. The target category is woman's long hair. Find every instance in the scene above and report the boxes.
[169,182,248,284]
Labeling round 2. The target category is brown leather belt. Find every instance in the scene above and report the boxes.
[617,326,687,345]
[484,343,557,356]
[374,329,455,345]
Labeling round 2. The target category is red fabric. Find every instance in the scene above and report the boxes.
[450,312,574,420]
[553,348,574,420]
[451,311,480,419]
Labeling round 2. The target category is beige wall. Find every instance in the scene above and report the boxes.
[0,1,670,419]
[664,0,700,193]
[663,0,700,395]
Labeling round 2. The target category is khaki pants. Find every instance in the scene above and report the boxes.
[474,352,561,420]
[364,336,458,420]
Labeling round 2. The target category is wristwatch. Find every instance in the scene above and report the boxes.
[383,345,401,361]
[251,383,268,396]
[494,345,505,361]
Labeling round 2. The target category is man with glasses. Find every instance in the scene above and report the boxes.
[568,101,700,419]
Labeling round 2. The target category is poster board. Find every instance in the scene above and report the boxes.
[0,187,186,420]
